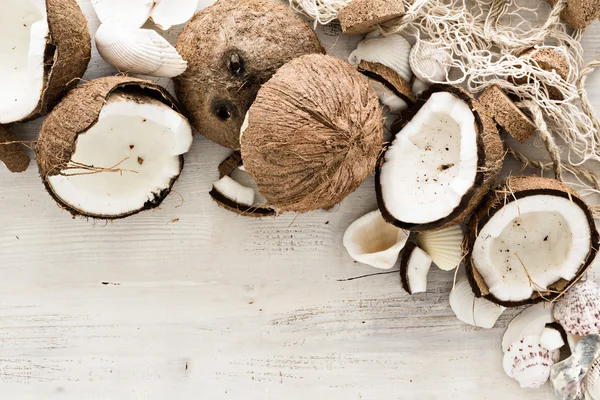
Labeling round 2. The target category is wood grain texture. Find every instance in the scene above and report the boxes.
[1,1,600,399]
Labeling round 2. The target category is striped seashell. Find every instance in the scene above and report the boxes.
[348,34,413,82]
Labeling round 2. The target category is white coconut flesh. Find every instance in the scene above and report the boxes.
[213,176,255,207]
[472,195,592,303]
[47,94,192,217]
[369,79,408,115]
[379,92,478,224]
[403,246,432,294]
[0,0,48,124]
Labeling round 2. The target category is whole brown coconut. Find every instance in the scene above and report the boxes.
[240,54,383,213]
[175,0,324,150]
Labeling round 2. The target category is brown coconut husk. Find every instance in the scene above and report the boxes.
[241,54,383,213]
[515,47,570,101]
[546,0,600,30]
[175,0,324,150]
[465,176,600,308]
[358,61,415,106]
[36,76,183,219]
[479,85,537,143]
[339,0,405,36]
[377,85,505,232]
[0,125,30,173]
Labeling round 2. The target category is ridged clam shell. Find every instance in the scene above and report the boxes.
[348,34,413,82]
[95,24,187,78]
[503,335,560,389]
[551,334,600,400]
[92,0,153,29]
[409,41,452,84]
[449,276,505,329]
[586,357,600,399]
[343,210,409,270]
[416,224,464,271]
[554,280,600,336]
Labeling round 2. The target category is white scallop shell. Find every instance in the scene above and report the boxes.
[551,334,600,400]
[95,24,188,78]
[409,41,452,84]
[92,0,154,29]
[343,210,409,270]
[586,357,600,399]
[449,276,506,329]
[416,224,464,271]
[502,302,554,353]
[348,34,413,82]
[150,0,199,31]
[554,280,600,336]
[503,335,560,389]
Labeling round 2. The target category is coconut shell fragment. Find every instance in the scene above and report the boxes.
[515,47,571,101]
[546,0,600,30]
[479,85,537,143]
[241,54,383,213]
[0,125,29,173]
[466,176,599,307]
[358,61,415,106]
[339,0,405,35]
[175,0,324,150]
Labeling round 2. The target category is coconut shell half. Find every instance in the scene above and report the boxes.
[36,76,187,219]
[241,54,383,213]
[175,0,324,150]
[358,61,415,106]
[0,125,30,173]
[465,176,599,307]
[376,85,505,232]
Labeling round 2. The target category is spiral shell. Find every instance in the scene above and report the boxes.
[95,24,187,78]
[554,280,600,336]
[348,34,413,82]
[409,41,452,84]
[503,335,560,389]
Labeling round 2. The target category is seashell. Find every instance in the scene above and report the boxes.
[586,357,600,399]
[343,210,409,270]
[348,34,413,83]
[541,324,567,352]
[503,335,560,389]
[92,0,154,29]
[554,280,600,337]
[502,302,554,353]
[368,79,409,115]
[416,224,464,271]
[312,20,364,61]
[551,334,600,400]
[409,41,452,84]
[449,275,506,329]
[150,0,199,31]
[95,24,188,78]
[412,78,430,97]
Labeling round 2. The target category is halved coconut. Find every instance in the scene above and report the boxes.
[399,242,432,294]
[466,176,599,307]
[376,85,504,232]
[0,0,91,124]
[36,76,193,219]
[209,152,276,218]
[0,125,30,173]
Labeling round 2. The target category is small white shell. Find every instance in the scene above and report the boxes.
[502,303,554,353]
[503,335,560,389]
[416,224,464,271]
[541,326,566,352]
[348,34,413,82]
[150,0,199,31]
[449,276,506,329]
[368,79,408,115]
[92,0,154,29]
[95,24,188,78]
[554,280,600,336]
[551,334,600,400]
[409,41,452,84]
[343,210,409,270]
[586,357,600,399]
[412,78,430,97]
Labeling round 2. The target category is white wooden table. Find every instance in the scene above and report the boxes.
[1,1,600,399]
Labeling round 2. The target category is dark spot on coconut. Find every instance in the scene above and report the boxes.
[544,236,548,241]
[212,99,234,121]
[142,118,147,123]
[129,145,134,149]
[438,164,454,171]
[138,157,144,165]
[228,52,245,76]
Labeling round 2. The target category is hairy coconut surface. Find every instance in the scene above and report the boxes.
[36,76,190,219]
[466,176,599,307]
[0,0,90,124]
[175,0,324,150]
[376,85,504,232]
[241,54,383,213]
[0,125,29,173]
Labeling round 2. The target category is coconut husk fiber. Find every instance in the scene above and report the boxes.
[175,0,324,150]
[36,76,179,180]
[515,47,571,101]
[0,125,29,173]
[339,0,405,35]
[241,54,383,213]
[465,176,599,307]
[546,0,600,29]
